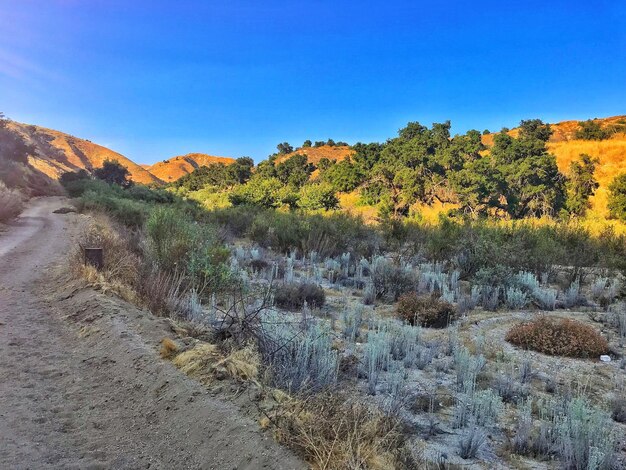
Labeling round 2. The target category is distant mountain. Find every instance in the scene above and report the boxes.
[146,153,235,183]
[5,122,160,185]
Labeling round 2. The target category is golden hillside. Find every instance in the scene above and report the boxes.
[275,145,354,165]
[147,153,235,182]
[482,116,626,216]
[7,121,160,185]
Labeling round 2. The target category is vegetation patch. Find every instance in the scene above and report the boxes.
[273,282,326,310]
[396,292,457,328]
[505,317,609,358]
[267,393,416,470]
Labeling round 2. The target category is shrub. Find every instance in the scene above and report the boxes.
[77,189,148,227]
[608,173,626,222]
[458,427,486,459]
[363,330,391,394]
[505,287,528,309]
[612,395,626,423]
[146,206,194,271]
[297,182,339,211]
[396,292,457,328]
[552,396,617,470]
[505,317,608,358]
[0,182,23,222]
[370,257,415,302]
[274,282,325,310]
[532,287,557,310]
[261,318,338,393]
[269,393,415,469]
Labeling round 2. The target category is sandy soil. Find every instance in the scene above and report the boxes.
[0,197,304,469]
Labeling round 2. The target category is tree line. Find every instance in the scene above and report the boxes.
[169,118,626,220]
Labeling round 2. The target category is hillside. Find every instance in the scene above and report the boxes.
[275,145,354,165]
[146,153,235,182]
[482,115,626,216]
[6,122,161,185]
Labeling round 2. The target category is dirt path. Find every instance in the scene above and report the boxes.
[0,198,304,469]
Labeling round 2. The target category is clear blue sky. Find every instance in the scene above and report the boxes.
[1,1,625,164]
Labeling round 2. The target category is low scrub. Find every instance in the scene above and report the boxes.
[173,343,260,384]
[505,317,608,358]
[268,393,416,469]
[396,293,457,328]
[0,182,24,222]
[273,282,325,310]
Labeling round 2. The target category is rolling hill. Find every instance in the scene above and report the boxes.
[145,153,235,183]
[6,121,160,185]
[275,145,354,166]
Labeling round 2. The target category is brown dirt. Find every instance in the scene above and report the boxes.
[0,197,304,469]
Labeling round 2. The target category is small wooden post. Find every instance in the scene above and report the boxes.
[84,247,104,270]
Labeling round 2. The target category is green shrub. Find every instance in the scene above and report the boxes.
[126,184,174,203]
[146,206,233,292]
[396,293,457,328]
[608,173,626,222]
[78,189,148,227]
[298,182,339,211]
[146,206,194,271]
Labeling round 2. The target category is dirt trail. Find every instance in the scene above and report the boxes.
[0,198,303,469]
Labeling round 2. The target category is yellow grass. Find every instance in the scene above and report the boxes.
[159,337,179,358]
[172,343,260,384]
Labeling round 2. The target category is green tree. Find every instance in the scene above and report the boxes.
[575,120,610,141]
[302,140,312,148]
[93,159,132,187]
[276,142,294,154]
[228,176,284,208]
[490,120,565,218]
[566,154,599,216]
[228,157,254,184]
[320,158,364,192]
[298,182,339,211]
[608,173,626,221]
[449,155,505,216]
[275,153,314,188]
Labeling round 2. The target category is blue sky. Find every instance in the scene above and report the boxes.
[1,1,625,164]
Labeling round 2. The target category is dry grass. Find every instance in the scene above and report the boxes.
[72,214,142,302]
[160,337,179,358]
[172,343,260,384]
[275,145,354,167]
[146,153,235,182]
[0,181,24,222]
[506,317,609,358]
[267,393,415,470]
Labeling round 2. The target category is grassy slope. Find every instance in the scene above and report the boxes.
[146,153,236,183]
[8,121,161,185]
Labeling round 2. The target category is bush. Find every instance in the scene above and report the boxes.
[274,282,325,310]
[608,173,626,222]
[0,182,23,222]
[78,189,148,227]
[297,182,339,211]
[505,317,608,358]
[269,393,415,469]
[396,292,457,328]
[370,257,415,302]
